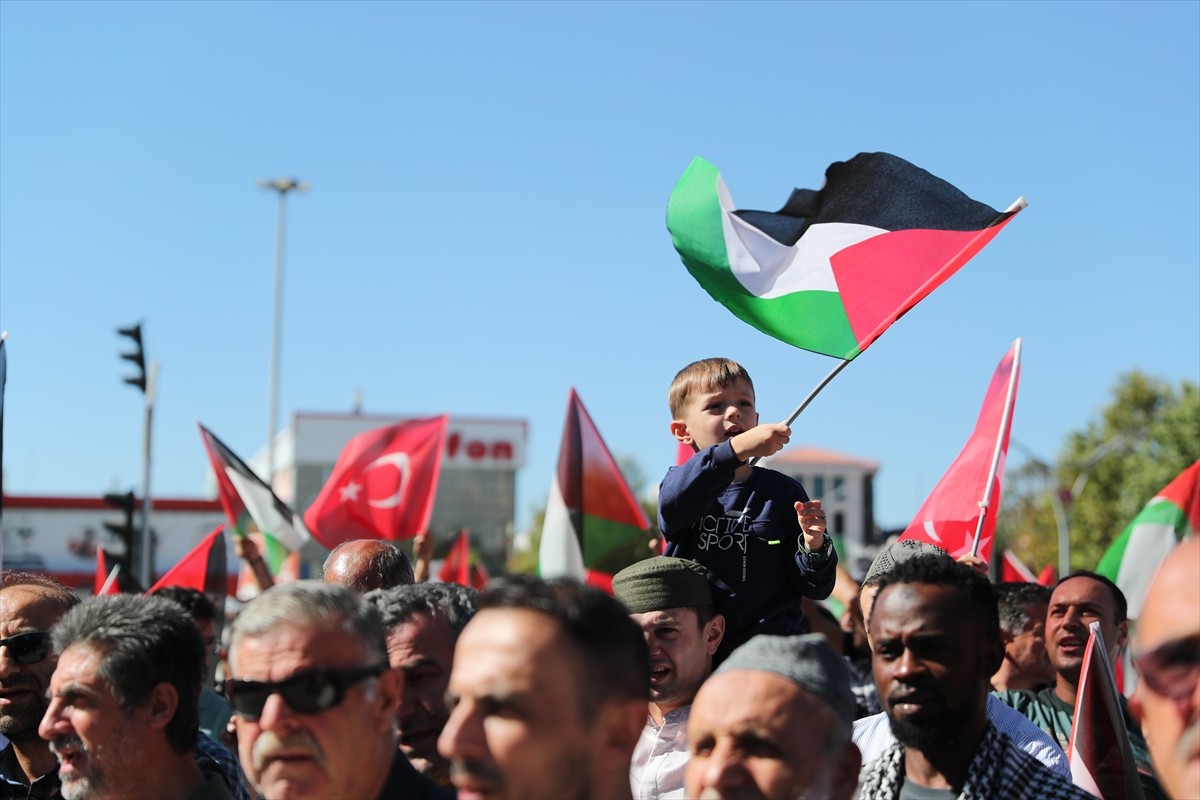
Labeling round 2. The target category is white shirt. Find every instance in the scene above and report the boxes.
[630,705,691,800]
[852,694,1070,778]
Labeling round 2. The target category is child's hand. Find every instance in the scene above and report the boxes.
[731,423,790,461]
[795,499,827,551]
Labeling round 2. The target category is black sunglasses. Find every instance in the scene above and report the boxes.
[0,631,53,665]
[223,663,388,720]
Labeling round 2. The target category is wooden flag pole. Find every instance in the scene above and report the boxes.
[970,338,1023,557]
[749,358,851,467]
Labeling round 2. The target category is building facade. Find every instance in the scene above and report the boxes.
[760,445,881,577]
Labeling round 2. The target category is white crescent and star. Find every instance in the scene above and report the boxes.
[363,452,411,509]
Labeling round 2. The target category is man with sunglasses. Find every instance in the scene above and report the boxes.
[1129,537,1200,800]
[225,580,450,800]
[0,571,79,800]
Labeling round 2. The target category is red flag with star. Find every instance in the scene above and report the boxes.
[303,415,449,549]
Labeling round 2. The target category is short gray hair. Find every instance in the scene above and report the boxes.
[229,580,387,671]
[52,594,203,753]
[364,582,478,636]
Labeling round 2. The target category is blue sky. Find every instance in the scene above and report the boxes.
[2,0,1197,539]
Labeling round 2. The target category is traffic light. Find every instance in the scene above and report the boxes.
[102,491,137,589]
[117,324,146,393]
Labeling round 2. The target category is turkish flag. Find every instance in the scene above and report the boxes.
[304,415,448,549]
[899,339,1021,562]
[1000,549,1036,582]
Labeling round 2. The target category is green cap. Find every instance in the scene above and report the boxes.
[612,556,712,613]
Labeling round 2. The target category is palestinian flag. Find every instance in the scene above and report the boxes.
[1069,622,1146,800]
[197,422,308,597]
[666,153,1025,359]
[149,525,227,598]
[1097,460,1199,619]
[539,388,650,587]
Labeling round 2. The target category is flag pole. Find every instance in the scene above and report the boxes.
[100,563,121,595]
[749,358,851,466]
[970,338,1022,557]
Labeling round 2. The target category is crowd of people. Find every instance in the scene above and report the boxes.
[0,355,1193,799]
[0,533,1196,800]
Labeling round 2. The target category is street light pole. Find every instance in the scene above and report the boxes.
[258,177,308,488]
[1018,436,1127,578]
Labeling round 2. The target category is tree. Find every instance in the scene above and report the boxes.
[998,371,1199,573]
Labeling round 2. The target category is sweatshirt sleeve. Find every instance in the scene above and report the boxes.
[657,441,742,542]
[792,535,838,600]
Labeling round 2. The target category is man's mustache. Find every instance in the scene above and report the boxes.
[251,729,326,773]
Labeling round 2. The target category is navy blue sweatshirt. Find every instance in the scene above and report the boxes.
[658,440,837,658]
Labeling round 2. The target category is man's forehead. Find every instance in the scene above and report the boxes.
[234,622,370,672]
[51,645,107,688]
[454,608,576,679]
[693,671,804,733]
[631,608,696,629]
[871,582,961,633]
[1050,576,1116,611]
[387,613,455,657]
[0,586,68,624]
[1137,541,1200,648]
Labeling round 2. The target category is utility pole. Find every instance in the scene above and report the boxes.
[257,177,308,487]
[1017,436,1127,577]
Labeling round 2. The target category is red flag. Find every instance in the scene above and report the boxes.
[899,339,1021,562]
[1068,621,1146,799]
[439,529,488,590]
[148,525,227,598]
[1000,549,1036,582]
[1037,563,1057,586]
[439,529,469,585]
[304,415,448,549]
[676,440,693,466]
[95,547,121,596]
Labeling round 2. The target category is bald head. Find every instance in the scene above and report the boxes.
[1131,537,1200,800]
[322,539,415,592]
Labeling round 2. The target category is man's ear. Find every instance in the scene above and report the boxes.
[669,420,693,446]
[830,741,863,800]
[146,682,180,733]
[1114,619,1130,655]
[704,614,726,655]
[374,667,404,735]
[592,698,645,768]
[982,634,1006,678]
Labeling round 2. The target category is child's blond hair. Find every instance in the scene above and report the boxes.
[668,358,755,419]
